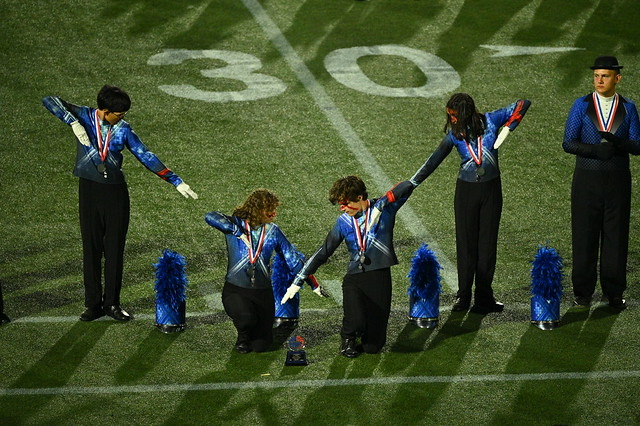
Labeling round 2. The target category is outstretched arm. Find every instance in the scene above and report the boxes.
[125,129,198,199]
[410,136,453,187]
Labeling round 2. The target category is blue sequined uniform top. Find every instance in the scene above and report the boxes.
[410,100,531,184]
[294,180,415,282]
[205,212,314,290]
[563,93,640,171]
[43,96,182,186]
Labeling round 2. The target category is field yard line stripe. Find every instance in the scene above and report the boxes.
[2,370,639,396]
[240,0,457,291]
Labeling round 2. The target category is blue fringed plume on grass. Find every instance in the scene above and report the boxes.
[153,249,188,328]
[530,244,563,300]
[407,243,442,301]
[530,244,564,329]
[407,243,442,323]
[272,251,300,318]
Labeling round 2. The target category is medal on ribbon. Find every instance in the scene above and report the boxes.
[465,135,484,181]
[94,110,112,178]
[352,201,371,271]
[244,221,266,287]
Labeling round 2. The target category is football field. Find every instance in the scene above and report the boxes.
[1,0,640,424]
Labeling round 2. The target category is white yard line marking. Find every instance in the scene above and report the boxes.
[2,370,638,396]
[240,0,457,291]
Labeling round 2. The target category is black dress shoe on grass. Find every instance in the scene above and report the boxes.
[608,297,627,310]
[235,342,251,354]
[105,305,132,321]
[0,312,11,324]
[341,338,359,358]
[452,297,471,312]
[470,302,504,315]
[80,307,104,322]
[573,296,591,307]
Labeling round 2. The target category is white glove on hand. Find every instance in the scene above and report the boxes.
[313,286,330,298]
[177,182,198,199]
[70,121,90,146]
[494,126,511,149]
[281,284,301,304]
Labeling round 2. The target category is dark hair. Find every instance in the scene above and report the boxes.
[233,189,280,227]
[444,92,486,141]
[97,85,131,112]
[329,176,368,204]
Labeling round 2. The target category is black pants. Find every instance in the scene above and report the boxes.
[79,178,130,310]
[571,168,630,299]
[454,177,502,306]
[341,268,392,354]
[222,282,274,352]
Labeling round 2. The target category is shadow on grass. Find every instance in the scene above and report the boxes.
[372,311,484,422]
[490,304,621,423]
[289,342,383,425]
[114,328,182,384]
[162,347,283,424]
[1,321,111,423]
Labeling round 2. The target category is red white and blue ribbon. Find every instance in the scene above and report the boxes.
[244,221,267,265]
[465,136,483,166]
[94,110,112,162]
[593,92,619,132]
[352,200,371,254]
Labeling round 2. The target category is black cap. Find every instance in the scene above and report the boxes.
[590,56,623,70]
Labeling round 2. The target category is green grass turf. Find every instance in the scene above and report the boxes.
[2,0,640,424]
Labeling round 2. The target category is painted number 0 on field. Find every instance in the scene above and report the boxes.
[147,45,460,102]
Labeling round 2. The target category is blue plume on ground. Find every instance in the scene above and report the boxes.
[530,244,563,300]
[154,249,188,309]
[407,243,442,300]
[272,252,296,299]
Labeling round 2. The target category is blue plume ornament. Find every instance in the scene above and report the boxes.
[407,243,442,300]
[530,244,563,300]
[153,249,188,310]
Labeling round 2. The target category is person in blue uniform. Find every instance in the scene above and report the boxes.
[563,56,640,310]
[206,189,324,354]
[43,85,198,322]
[410,93,530,315]
[281,176,416,358]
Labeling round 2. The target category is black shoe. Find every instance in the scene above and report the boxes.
[470,301,504,315]
[105,305,132,321]
[341,338,359,358]
[452,297,471,312]
[235,342,251,354]
[608,296,627,310]
[574,296,591,308]
[0,312,11,324]
[80,307,104,322]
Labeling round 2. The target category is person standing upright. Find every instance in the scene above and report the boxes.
[43,85,198,322]
[563,56,640,310]
[411,93,530,315]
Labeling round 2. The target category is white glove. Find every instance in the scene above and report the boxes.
[281,284,301,304]
[70,121,90,146]
[177,182,198,199]
[494,127,511,149]
[313,286,330,298]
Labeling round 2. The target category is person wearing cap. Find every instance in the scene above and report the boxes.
[563,56,640,310]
